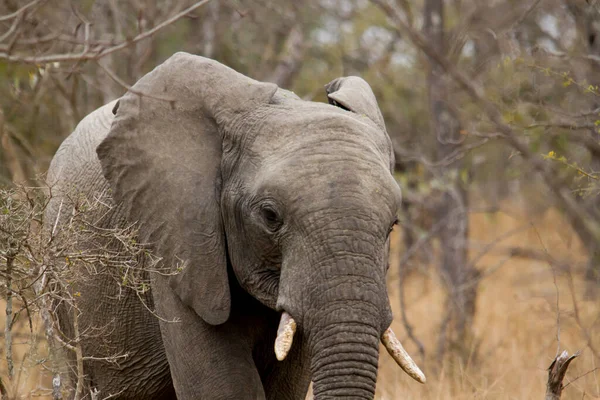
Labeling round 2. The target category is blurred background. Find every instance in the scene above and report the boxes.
[1,0,599,398]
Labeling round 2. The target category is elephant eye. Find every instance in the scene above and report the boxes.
[260,205,283,232]
[387,217,398,237]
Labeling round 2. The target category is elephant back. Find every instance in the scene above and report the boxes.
[45,100,119,228]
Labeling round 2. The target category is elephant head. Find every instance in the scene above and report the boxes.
[97,52,424,398]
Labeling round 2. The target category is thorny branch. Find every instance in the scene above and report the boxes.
[0,184,173,398]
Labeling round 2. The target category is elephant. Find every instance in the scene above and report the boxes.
[45,52,425,400]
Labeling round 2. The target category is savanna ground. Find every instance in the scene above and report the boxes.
[2,195,598,399]
[381,204,599,399]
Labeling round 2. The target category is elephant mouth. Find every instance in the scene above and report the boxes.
[273,311,426,384]
[238,267,281,310]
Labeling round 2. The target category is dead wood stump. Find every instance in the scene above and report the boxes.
[545,350,578,400]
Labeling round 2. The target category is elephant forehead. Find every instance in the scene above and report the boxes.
[255,154,401,218]
[251,104,392,165]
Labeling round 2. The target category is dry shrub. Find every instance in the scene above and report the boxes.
[0,301,50,399]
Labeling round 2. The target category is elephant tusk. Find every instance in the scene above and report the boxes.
[381,328,427,384]
[274,312,296,361]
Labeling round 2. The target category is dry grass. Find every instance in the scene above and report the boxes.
[0,309,49,398]
[2,204,599,399]
[378,205,600,399]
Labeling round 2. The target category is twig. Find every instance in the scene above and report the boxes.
[72,304,84,400]
[52,199,63,238]
[509,0,544,31]
[396,234,426,362]
[4,249,15,380]
[0,10,24,43]
[563,367,600,389]
[35,274,64,400]
[394,137,492,168]
[526,122,596,130]
[531,224,562,354]
[499,246,573,271]
[95,61,175,103]
[566,271,600,361]
[0,0,45,22]
[465,224,531,271]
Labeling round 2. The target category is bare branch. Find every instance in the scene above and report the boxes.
[508,0,544,32]
[0,0,46,22]
[0,10,23,43]
[526,122,596,130]
[72,307,84,400]
[566,272,600,361]
[266,24,305,87]
[95,61,175,103]
[0,0,214,64]
[4,249,15,380]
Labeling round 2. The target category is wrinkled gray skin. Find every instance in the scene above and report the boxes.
[46,53,401,400]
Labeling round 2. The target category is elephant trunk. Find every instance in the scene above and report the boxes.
[301,263,385,399]
[308,301,380,400]
[276,223,425,397]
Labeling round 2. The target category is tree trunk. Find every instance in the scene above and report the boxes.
[200,1,220,59]
[0,112,26,184]
[266,24,305,88]
[91,0,122,103]
[565,0,600,297]
[423,0,478,363]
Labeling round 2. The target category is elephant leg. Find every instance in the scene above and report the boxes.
[153,277,265,400]
[55,275,174,400]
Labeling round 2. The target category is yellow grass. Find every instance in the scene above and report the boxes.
[378,206,600,399]
[2,204,599,398]
[0,310,49,398]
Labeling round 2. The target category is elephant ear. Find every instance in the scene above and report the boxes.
[97,52,277,325]
[326,76,395,170]
[325,76,386,132]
